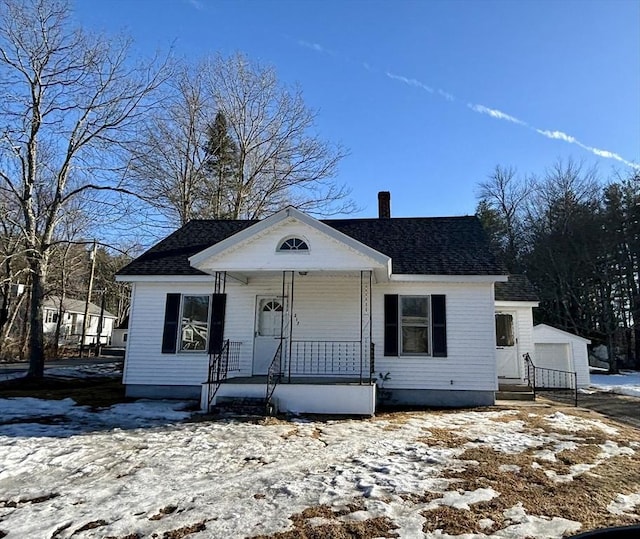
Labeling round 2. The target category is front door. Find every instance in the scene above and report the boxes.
[253,297,284,375]
[495,311,520,379]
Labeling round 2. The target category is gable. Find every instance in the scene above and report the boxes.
[190,213,390,274]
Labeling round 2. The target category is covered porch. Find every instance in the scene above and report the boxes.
[200,269,378,415]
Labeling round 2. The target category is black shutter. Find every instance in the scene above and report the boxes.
[208,293,227,354]
[384,294,398,356]
[161,293,181,354]
[431,294,447,357]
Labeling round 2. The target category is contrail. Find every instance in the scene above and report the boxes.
[296,38,639,170]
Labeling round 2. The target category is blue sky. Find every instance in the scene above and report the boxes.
[74,0,640,219]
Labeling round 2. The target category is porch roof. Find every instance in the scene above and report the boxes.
[117,214,506,278]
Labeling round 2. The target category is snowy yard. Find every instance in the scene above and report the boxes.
[1,394,640,538]
[589,370,640,398]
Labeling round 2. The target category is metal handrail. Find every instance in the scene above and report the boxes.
[206,340,241,409]
[265,342,282,414]
[523,353,578,406]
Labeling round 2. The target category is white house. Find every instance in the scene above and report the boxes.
[116,192,509,415]
[111,316,129,348]
[43,296,117,346]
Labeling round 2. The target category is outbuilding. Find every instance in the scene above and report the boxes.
[532,324,591,388]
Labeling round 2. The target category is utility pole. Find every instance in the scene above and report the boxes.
[79,240,97,358]
[95,289,106,357]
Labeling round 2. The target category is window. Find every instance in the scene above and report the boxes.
[180,295,210,351]
[278,237,309,251]
[400,296,430,354]
[495,313,515,347]
[162,293,226,354]
[45,310,58,324]
[384,294,447,357]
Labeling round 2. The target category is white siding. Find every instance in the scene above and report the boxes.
[375,282,497,391]
[494,302,536,381]
[125,276,499,393]
[124,282,214,386]
[198,220,382,272]
[124,275,363,386]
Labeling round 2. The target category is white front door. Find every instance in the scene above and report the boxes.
[253,296,284,375]
[495,311,520,379]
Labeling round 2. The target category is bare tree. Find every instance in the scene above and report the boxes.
[206,53,352,219]
[128,63,212,226]
[131,53,353,227]
[476,165,531,271]
[0,0,169,377]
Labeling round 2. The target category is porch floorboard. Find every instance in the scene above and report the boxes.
[223,375,372,385]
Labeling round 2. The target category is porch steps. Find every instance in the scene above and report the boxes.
[496,384,535,401]
[213,396,277,416]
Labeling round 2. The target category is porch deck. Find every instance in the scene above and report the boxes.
[223,375,368,385]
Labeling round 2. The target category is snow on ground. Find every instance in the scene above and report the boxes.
[590,370,640,398]
[0,398,635,539]
[0,361,122,382]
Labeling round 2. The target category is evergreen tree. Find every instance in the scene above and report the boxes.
[202,111,239,219]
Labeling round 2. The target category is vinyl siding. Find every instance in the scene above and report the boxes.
[374,282,497,391]
[125,277,498,391]
[198,220,382,272]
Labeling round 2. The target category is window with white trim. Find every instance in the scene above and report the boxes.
[180,295,210,351]
[278,237,309,251]
[400,296,430,355]
[45,310,58,324]
[384,294,447,357]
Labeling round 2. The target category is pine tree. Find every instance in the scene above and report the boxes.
[202,111,239,219]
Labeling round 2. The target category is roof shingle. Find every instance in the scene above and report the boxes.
[117,215,506,277]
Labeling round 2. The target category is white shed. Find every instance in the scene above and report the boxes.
[532,324,591,388]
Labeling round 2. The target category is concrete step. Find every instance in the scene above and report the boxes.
[214,396,276,416]
[498,384,533,392]
[495,390,535,401]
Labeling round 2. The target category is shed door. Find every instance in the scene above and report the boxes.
[496,312,520,379]
[253,297,283,375]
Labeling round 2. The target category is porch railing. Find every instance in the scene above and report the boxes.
[206,340,241,409]
[265,342,282,414]
[285,340,372,382]
[523,353,578,406]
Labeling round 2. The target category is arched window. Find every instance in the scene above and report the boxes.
[278,237,309,251]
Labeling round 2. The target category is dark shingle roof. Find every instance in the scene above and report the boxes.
[495,274,539,302]
[118,215,506,276]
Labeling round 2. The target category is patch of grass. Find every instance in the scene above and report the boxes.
[417,427,466,448]
[250,501,398,539]
[0,376,129,408]
[161,521,207,538]
[422,504,500,535]
[442,444,640,533]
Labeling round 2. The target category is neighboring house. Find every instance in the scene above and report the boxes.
[116,192,509,415]
[111,316,129,348]
[43,296,117,346]
[494,275,539,383]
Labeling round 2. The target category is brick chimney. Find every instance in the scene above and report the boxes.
[378,191,391,219]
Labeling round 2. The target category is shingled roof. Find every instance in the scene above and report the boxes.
[495,274,539,302]
[117,215,506,276]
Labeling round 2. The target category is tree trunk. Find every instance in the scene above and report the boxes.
[27,259,47,378]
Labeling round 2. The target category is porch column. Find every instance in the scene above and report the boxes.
[280,270,295,382]
[360,270,373,384]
